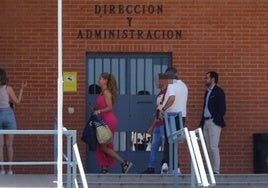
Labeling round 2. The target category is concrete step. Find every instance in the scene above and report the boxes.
[0,174,57,187]
[0,174,267,187]
[78,174,268,188]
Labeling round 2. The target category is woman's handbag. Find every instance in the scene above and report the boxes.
[94,115,113,144]
[96,124,113,144]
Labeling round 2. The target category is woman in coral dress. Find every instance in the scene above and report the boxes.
[93,72,132,174]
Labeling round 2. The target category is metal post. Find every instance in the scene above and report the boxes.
[169,140,173,174]
[57,0,63,187]
[73,143,88,188]
[191,162,196,188]
[66,133,72,188]
[189,131,209,186]
[184,128,202,185]
[54,118,58,175]
[72,131,78,187]
[197,128,216,186]
[174,142,179,188]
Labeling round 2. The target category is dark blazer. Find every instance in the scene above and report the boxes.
[200,85,226,128]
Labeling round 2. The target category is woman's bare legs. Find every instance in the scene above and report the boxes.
[6,134,14,171]
[0,135,4,172]
[99,144,124,164]
[99,143,133,173]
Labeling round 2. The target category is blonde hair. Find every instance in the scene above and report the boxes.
[100,72,118,104]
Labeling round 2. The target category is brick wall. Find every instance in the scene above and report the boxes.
[0,0,267,174]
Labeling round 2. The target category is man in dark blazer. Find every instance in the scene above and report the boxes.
[200,71,226,174]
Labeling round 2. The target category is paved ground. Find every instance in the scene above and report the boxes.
[0,174,57,188]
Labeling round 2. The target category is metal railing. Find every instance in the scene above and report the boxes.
[164,111,216,188]
[0,127,88,188]
[185,128,216,188]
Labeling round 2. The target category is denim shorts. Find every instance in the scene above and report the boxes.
[0,107,17,130]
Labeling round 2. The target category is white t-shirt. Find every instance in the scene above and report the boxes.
[162,79,188,117]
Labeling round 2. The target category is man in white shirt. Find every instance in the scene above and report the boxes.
[159,67,188,174]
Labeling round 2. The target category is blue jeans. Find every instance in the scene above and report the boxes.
[148,125,164,168]
[0,107,17,130]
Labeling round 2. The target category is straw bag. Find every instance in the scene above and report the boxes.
[96,124,113,144]
[94,115,113,144]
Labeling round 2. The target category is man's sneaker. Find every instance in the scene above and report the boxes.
[141,168,155,174]
[7,170,13,175]
[121,160,133,174]
[0,170,5,175]
[161,163,168,174]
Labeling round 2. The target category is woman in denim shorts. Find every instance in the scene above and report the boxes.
[0,68,26,175]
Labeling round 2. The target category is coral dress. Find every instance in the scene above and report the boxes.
[96,94,118,167]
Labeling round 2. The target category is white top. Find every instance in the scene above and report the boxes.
[0,85,10,108]
[163,80,188,117]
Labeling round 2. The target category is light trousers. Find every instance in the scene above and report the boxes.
[203,119,222,173]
